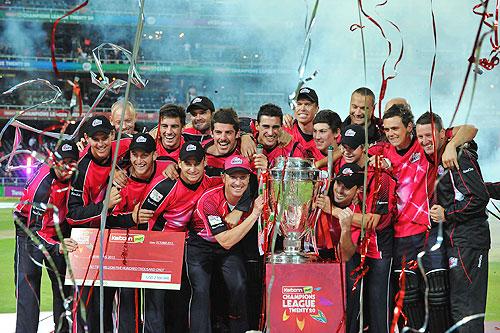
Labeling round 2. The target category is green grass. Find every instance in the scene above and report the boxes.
[0,197,18,202]
[486,261,500,320]
[0,201,53,313]
[0,238,54,313]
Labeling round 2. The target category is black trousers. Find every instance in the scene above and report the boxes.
[345,253,394,333]
[143,264,190,333]
[14,235,70,333]
[117,288,142,333]
[186,239,248,333]
[447,246,488,333]
[74,286,116,333]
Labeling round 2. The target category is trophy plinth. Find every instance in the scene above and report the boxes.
[268,157,320,264]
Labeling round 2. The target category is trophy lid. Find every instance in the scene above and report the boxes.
[270,157,319,181]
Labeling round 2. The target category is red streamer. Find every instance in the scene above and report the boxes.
[357,0,405,119]
[390,258,418,332]
[349,237,370,292]
[51,1,89,76]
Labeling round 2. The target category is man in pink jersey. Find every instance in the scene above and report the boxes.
[187,156,264,333]
[138,141,223,332]
[283,87,321,158]
[311,109,343,166]
[155,104,186,162]
[316,124,397,332]
[254,103,303,166]
[375,104,477,331]
[417,112,489,332]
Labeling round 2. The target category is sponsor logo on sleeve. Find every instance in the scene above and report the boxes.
[208,215,223,227]
[149,189,164,202]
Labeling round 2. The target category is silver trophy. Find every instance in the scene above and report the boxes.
[268,157,320,263]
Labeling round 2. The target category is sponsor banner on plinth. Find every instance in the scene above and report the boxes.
[266,262,345,332]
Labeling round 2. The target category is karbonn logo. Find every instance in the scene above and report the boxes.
[282,286,313,294]
[192,97,202,104]
[136,136,147,143]
[110,234,145,243]
[61,144,72,151]
[231,157,243,165]
[92,119,102,127]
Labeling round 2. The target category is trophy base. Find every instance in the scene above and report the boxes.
[267,252,318,264]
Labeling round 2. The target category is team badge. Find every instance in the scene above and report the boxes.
[449,256,458,269]
[344,129,356,137]
[62,144,72,151]
[342,167,353,176]
[92,119,102,127]
[409,152,420,163]
[231,157,243,165]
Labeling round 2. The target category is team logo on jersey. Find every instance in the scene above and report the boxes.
[409,152,420,163]
[62,144,73,151]
[192,97,202,104]
[208,215,223,227]
[342,167,353,176]
[92,119,102,127]
[437,165,445,175]
[149,189,164,202]
[344,129,356,137]
[299,88,310,94]
[136,135,147,143]
[449,256,458,269]
[230,157,243,165]
[186,144,197,151]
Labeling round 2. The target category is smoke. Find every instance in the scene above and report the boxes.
[0,20,46,58]
[1,0,498,173]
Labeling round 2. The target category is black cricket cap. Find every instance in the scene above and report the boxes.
[334,163,364,189]
[179,141,205,162]
[55,140,79,161]
[186,96,215,114]
[130,133,156,153]
[341,124,365,149]
[86,115,114,137]
[297,87,319,104]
